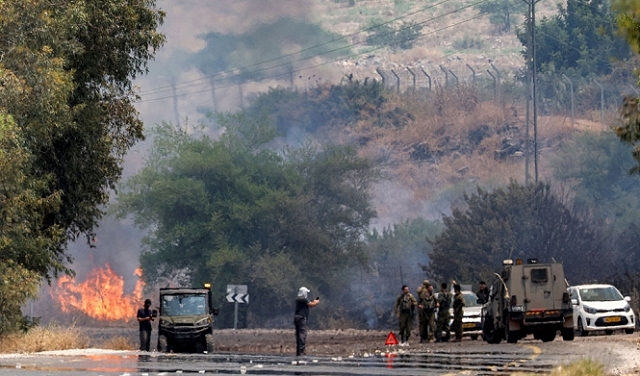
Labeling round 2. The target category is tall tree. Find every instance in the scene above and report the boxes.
[428,181,601,284]
[117,117,381,326]
[518,0,631,77]
[0,0,165,278]
[612,0,640,173]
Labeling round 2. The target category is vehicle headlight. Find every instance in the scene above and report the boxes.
[196,317,211,326]
[160,319,170,327]
[583,305,597,314]
[624,304,631,312]
[511,305,524,312]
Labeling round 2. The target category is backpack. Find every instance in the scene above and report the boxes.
[439,292,451,310]
[400,295,413,311]
[423,297,436,312]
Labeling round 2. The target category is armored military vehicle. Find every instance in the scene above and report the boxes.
[481,259,574,344]
[157,283,219,353]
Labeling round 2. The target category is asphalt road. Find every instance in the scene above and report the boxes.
[0,333,638,375]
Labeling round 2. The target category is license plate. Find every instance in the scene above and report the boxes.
[604,316,621,323]
[462,323,476,328]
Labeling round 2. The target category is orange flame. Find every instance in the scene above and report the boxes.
[55,264,144,321]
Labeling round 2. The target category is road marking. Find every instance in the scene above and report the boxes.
[524,344,542,360]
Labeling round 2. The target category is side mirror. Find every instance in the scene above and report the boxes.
[570,298,578,306]
[625,296,631,302]
[212,307,220,316]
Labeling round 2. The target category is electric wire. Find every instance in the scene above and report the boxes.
[139,0,457,97]
[139,0,492,103]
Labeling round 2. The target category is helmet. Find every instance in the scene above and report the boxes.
[423,279,430,286]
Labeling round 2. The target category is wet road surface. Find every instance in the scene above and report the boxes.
[0,336,637,375]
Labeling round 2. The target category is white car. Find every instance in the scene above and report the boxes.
[448,290,482,340]
[568,284,635,336]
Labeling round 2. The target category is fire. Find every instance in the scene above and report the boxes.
[55,264,144,321]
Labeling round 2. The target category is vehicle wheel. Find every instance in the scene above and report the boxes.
[482,315,503,344]
[561,327,575,341]
[195,339,206,353]
[205,333,215,353]
[158,335,168,353]
[605,329,614,335]
[540,329,556,342]
[470,335,478,341]
[577,318,588,337]
[625,329,634,334]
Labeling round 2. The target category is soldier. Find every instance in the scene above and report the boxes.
[435,282,452,342]
[425,282,437,342]
[417,280,435,343]
[416,284,425,343]
[476,280,490,304]
[452,284,465,342]
[394,285,418,345]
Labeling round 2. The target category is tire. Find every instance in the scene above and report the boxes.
[205,333,215,353]
[577,318,588,337]
[482,315,503,344]
[470,335,478,341]
[605,329,614,335]
[561,327,575,341]
[158,334,169,353]
[540,329,556,342]
[625,329,634,334]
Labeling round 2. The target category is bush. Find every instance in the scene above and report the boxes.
[0,324,90,353]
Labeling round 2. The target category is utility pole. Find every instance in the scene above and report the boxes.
[522,0,541,184]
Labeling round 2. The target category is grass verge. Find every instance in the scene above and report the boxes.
[0,324,90,353]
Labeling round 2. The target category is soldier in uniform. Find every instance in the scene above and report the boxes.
[416,285,425,343]
[452,284,465,342]
[435,282,452,342]
[425,282,437,342]
[394,284,418,345]
[417,280,435,343]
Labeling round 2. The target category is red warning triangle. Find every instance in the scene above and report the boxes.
[385,332,398,345]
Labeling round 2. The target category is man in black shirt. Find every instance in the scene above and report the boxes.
[294,286,320,356]
[476,281,490,304]
[137,299,154,351]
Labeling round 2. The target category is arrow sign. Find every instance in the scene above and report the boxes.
[226,293,249,304]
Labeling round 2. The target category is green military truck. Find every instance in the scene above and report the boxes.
[157,283,219,353]
[481,259,574,344]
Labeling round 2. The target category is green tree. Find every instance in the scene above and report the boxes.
[0,116,57,334]
[0,260,40,334]
[365,21,423,51]
[612,0,640,173]
[476,0,527,33]
[517,0,631,77]
[117,117,381,326]
[428,181,600,284]
[551,131,640,234]
[0,0,165,278]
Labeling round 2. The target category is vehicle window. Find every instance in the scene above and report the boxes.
[579,287,624,302]
[162,294,207,315]
[463,292,480,307]
[530,268,548,283]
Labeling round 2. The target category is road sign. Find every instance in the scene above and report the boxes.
[226,293,249,304]
[226,284,248,295]
[226,284,249,330]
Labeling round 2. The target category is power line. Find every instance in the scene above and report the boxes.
[139,0,457,97]
[139,0,492,103]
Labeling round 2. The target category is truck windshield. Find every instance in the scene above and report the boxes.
[161,294,208,316]
[578,287,624,302]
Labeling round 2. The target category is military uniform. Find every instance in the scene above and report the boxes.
[394,289,418,344]
[435,286,452,342]
[417,285,426,342]
[452,287,465,342]
[418,280,436,342]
